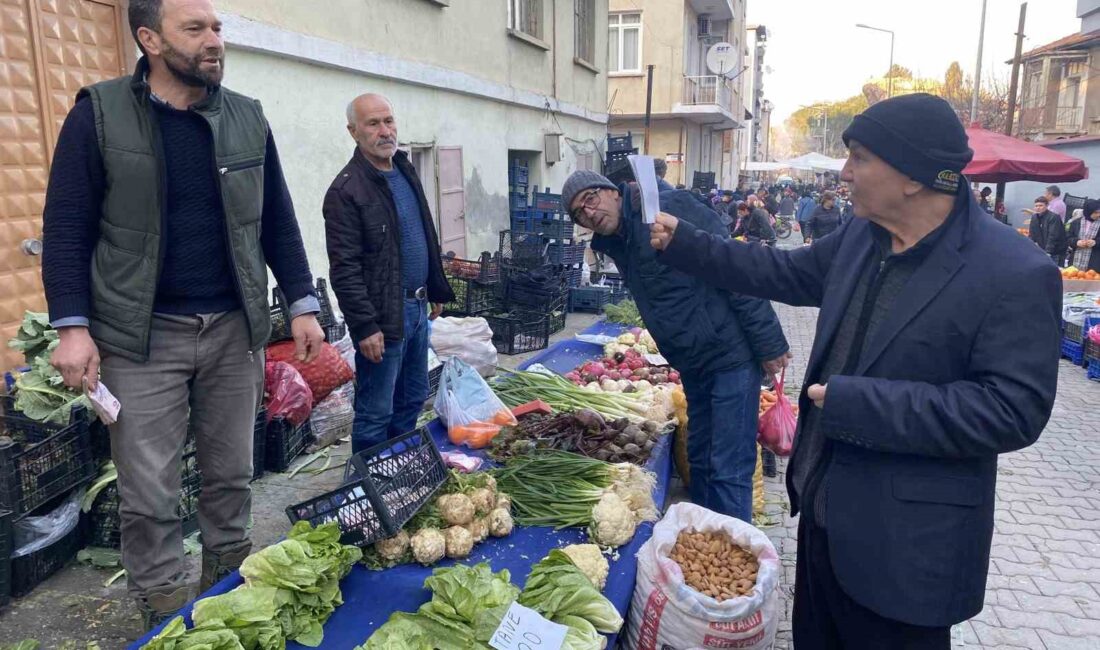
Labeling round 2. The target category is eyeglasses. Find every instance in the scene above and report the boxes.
[570,189,601,222]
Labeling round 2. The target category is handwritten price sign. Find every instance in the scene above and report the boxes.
[489,603,569,650]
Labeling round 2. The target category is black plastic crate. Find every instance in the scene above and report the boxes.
[524,213,575,241]
[443,275,500,317]
[0,405,95,519]
[562,266,582,288]
[285,427,447,548]
[570,286,612,313]
[323,320,347,344]
[548,307,566,335]
[10,511,84,598]
[595,273,630,304]
[269,288,292,343]
[0,394,85,445]
[427,364,443,402]
[484,312,551,355]
[265,418,314,473]
[0,509,11,607]
[607,133,634,153]
[315,278,337,329]
[504,273,567,309]
[500,230,549,269]
[531,189,564,212]
[546,241,585,266]
[442,253,500,284]
[90,420,110,463]
[253,408,267,481]
[607,149,638,166]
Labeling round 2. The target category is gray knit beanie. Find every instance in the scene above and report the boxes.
[562,170,618,213]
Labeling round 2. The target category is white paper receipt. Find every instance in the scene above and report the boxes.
[627,154,661,225]
[489,602,569,650]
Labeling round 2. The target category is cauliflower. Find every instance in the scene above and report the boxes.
[589,491,637,547]
[373,530,410,562]
[562,544,610,590]
[468,488,495,515]
[464,517,489,543]
[444,525,474,559]
[638,330,658,354]
[410,528,446,565]
[603,342,629,358]
[488,508,514,538]
[616,333,637,346]
[437,493,475,526]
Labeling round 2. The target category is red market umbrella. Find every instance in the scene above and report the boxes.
[963,126,1089,183]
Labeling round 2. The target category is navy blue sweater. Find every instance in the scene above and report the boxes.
[42,96,315,323]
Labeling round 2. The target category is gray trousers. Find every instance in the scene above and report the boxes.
[101,311,263,598]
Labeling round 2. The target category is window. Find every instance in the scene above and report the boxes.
[575,0,595,65]
[509,0,543,40]
[609,13,642,73]
[1022,64,1043,109]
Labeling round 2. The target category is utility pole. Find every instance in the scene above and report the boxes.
[643,65,655,155]
[997,2,1027,207]
[971,0,989,123]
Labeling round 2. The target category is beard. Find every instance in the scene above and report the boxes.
[161,39,224,88]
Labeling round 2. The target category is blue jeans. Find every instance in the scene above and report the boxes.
[351,299,430,455]
[681,363,762,522]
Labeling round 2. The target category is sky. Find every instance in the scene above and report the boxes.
[746,0,1081,124]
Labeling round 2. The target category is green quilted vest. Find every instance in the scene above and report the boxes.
[78,65,272,361]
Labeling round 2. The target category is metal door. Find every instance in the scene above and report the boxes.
[0,0,124,369]
[436,146,466,258]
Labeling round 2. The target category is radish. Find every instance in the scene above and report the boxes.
[668,370,681,384]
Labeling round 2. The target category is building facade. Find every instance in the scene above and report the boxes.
[0,0,610,366]
[606,0,747,189]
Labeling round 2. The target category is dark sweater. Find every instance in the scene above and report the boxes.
[380,167,429,290]
[42,96,315,322]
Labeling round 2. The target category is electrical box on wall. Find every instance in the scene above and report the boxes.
[544,133,563,165]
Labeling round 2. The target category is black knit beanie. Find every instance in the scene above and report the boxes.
[842,93,974,194]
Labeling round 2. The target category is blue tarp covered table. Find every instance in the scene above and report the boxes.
[131,320,668,650]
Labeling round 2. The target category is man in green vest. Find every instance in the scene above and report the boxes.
[41,0,324,627]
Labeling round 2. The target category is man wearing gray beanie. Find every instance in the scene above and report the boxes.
[563,169,790,524]
[649,93,1062,647]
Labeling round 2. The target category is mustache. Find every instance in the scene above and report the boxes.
[375,138,396,146]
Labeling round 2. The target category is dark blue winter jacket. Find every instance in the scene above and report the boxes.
[591,185,789,374]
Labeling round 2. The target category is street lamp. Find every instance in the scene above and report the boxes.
[855,23,895,98]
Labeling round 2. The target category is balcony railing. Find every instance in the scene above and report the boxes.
[1054,105,1085,132]
[682,75,733,113]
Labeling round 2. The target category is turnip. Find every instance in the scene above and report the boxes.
[608,370,622,381]
[668,371,681,384]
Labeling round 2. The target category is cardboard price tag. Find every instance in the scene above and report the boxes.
[489,603,569,650]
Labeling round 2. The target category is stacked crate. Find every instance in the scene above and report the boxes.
[604,133,638,184]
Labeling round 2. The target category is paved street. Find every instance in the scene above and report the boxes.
[762,301,1100,650]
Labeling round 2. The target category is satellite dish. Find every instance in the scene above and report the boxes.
[706,42,737,76]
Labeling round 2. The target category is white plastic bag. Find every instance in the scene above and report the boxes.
[433,357,515,434]
[333,326,357,373]
[13,489,83,558]
[624,502,781,650]
[308,381,354,451]
[430,317,497,376]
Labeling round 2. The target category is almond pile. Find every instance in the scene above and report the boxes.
[669,529,758,602]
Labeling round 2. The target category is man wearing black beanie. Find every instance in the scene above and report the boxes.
[649,93,1062,648]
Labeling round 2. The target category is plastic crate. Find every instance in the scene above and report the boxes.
[265,418,314,473]
[508,164,530,187]
[442,253,500,284]
[1086,336,1100,364]
[314,278,337,329]
[268,288,292,343]
[427,364,443,402]
[594,273,630,304]
[1064,320,1084,343]
[504,274,568,309]
[1088,358,1100,381]
[524,213,575,241]
[548,307,566,335]
[570,286,612,313]
[323,321,347,344]
[179,451,202,538]
[546,241,585,266]
[607,133,634,153]
[531,189,564,212]
[286,427,447,547]
[443,275,500,317]
[0,404,95,519]
[0,509,11,607]
[484,312,551,355]
[562,266,582,288]
[1061,338,1085,366]
[606,149,638,167]
[509,192,528,210]
[500,230,549,269]
[253,408,267,481]
[10,511,83,598]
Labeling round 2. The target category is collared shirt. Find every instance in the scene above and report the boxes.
[1049,197,1067,219]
